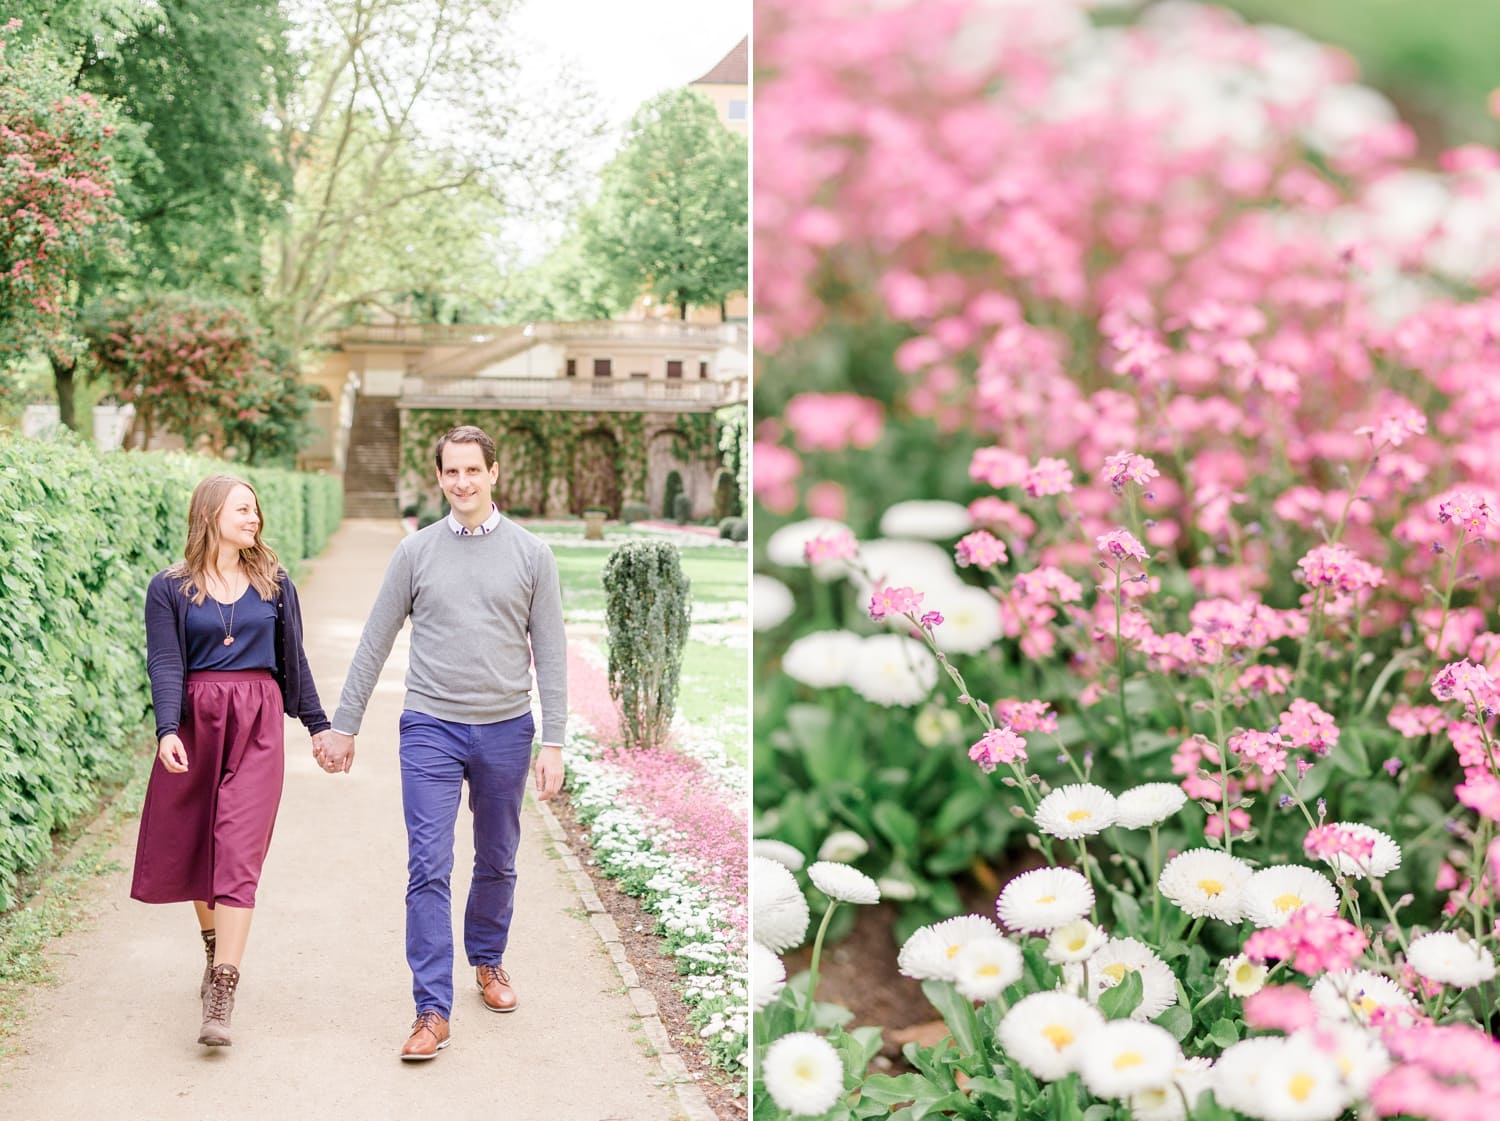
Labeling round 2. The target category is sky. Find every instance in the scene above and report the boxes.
[510,0,749,130]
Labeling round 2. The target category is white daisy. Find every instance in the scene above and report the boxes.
[1253,1044,1353,1121]
[762,1032,846,1117]
[807,861,880,906]
[1212,1037,1293,1117]
[1078,1021,1181,1099]
[1129,1057,1214,1121]
[953,936,1024,1002]
[752,856,810,952]
[750,942,787,1012]
[878,500,973,540]
[1241,866,1340,928]
[816,831,870,863]
[919,582,1006,656]
[780,630,862,690]
[1158,849,1253,922]
[1115,783,1189,829]
[998,991,1104,1082]
[1079,937,1178,1021]
[876,874,918,901]
[852,538,961,600]
[898,915,1003,982]
[752,839,806,872]
[1034,784,1119,839]
[752,574,796,631]
[1310,970,1418,1026]
[1045,918,1109,964]
[847,634,939,707]
[765,518,853,570]
[1406,931,1497,989]
[996,866,1095,933]
[1290,1022,1389,1097]
[1318,822,1402,880]
[1223,953,1268,998]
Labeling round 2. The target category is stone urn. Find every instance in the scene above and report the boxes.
[583,509,608,541]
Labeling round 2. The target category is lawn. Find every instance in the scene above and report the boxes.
[678,638,749,767]
[553,544,748,615]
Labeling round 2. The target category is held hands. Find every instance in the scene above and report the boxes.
[313,730,356,774]
[158,734,189,773]
[533,744,564,801]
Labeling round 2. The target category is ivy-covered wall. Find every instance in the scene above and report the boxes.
[399,408,724,519]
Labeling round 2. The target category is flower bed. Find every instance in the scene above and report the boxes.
[564,641,749,1078]
[752,1,1500,1119]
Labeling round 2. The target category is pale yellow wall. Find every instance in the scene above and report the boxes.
[689,81,748,134]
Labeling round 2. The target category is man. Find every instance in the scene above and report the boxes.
[317,424,566,1061]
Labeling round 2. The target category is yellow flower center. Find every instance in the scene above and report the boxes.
[1102,962,1133,984]
[1037,895,1057,904]
[977,964,1000,978]
[1067,935,1086,951]
[1042,1024,1073,1050]
[1197,878,1225,896]
[1288,1073,1315,1102]
[1234,964,1257,984]
[793,1058,818,1083]
[1356,996,1379,1017]
[1067,809,1092,822]
[1113,1051,1145,1071]
[946,944,961,959]
[1274,893,1303,912]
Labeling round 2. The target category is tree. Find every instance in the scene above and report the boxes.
[265,0,603,348]
[585,90,748,320]
[89,294,305,462]
[0,21,125,396]
[499,226,624,324]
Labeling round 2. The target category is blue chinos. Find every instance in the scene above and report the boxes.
[399,709,535,1017]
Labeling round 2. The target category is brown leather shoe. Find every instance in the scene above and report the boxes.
[400,1010,450,1061]
[476,964,517,1013]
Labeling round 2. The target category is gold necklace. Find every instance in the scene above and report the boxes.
[210,572,244,647]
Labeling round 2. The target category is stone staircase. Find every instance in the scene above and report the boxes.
[343,396,401,518]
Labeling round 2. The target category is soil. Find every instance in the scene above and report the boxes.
[551,789,749,1121]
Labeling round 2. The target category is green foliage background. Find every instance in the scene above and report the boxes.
[0,437,341,911]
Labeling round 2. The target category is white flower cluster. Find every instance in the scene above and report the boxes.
[563,729,748,1075]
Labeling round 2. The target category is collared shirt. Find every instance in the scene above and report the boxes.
[447,503,503,536]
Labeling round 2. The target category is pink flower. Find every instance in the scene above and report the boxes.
[966,497,1035,537]
[919,610,944,628]
[1245,909,1368,975]
[752,443,801,514]
[955,530,1008,568]
[993,699,1057,735]
[1388,704,1447,738]
[970,446,1029,489]
[1456,773,1500,822]
[969,727,1027,773]
[1355,405,1427,449]
[1023,457,1074,498]
[1243,985,1318,1033]
[804,530,858,566]
[1096,528,1149,563]
[868,586,923,622]
[1438,491,1492,537]
[783,393,885,452]
[1297,544,1384,594]
[1278,698,1340,756]
[1303,824,1376,864]
[1101,451,1159,494]
[1229,729,1288,776]
[805,481,848,520]
[1432,660,1499,709]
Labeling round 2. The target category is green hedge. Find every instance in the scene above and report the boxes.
[0,436,342,911]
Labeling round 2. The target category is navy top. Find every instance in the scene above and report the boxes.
[145,567,330,740]
[185,586,277,672]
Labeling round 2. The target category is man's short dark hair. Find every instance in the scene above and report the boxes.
[435,425,497,469]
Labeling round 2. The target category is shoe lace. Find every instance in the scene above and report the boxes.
[411,1010,443,1036]
[206,968,238,1022]
[479,964,510,987]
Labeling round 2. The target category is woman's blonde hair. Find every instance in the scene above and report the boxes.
[167,474,282,605]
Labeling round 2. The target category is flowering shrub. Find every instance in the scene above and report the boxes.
[753,1,1500,1118]
[0,20,124,381]
[564,642,749,1079]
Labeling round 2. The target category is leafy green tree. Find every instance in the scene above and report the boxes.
[500,227,624,323]
[585,90,748,320]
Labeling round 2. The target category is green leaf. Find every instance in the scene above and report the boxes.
[1098,969,1144,1021]
[1209,1018,1239,1048]
[872,800,921,854]
[1154,1004,1193,1042]
[920,979,982,1056]
[858,1073,924,1107]
[1333,727,1373,777]
[933,786,991,834]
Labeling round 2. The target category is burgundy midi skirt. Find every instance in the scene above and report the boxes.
[131,670,285,909]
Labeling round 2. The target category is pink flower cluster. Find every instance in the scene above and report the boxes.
[804,529,858,566]
[1303,824,1376,864]
[1437,491,1492,537]
[993,699,1057,735]
[783,393,885,452]
[955,530,1008,569]
[869,585,923,622]
[1297,544,1385,595]
[1278,698,1340,756]
[1096,528,1148,563]
[1100,451,1158,495]
[1370,1022,1500,1121]
[1244,908,1368,976]
[968,726,1028,774]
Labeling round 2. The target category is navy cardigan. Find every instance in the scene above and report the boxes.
[145,567,331,741]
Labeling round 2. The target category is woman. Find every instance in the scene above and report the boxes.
[131,474,331,1047]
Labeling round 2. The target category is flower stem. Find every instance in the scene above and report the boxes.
[802,902,839,1031]
[1114,563,1136,763]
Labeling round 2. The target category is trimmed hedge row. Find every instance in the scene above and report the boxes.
[0,436,343,911]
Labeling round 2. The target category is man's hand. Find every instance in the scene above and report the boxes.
[533,744,564,801]
[316,730,356,774]
[158,733,189,773]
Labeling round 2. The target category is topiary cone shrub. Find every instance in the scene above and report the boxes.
[601,539,692,750]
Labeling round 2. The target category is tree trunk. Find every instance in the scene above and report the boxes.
[678,299,688,320]
[719,298,727,321]
[50,352,78,431]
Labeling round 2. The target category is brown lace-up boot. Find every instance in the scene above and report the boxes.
[199,929,216,1001]
[476,964,517,1013]
[198,964,240,1047]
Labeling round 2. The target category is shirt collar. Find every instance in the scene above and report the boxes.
[447,504,503,536]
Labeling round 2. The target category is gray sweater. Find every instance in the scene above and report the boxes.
[332,519,567,744]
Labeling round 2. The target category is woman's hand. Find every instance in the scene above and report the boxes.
[158,734,189,773]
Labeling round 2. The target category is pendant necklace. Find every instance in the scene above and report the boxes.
[212,575,241,647]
